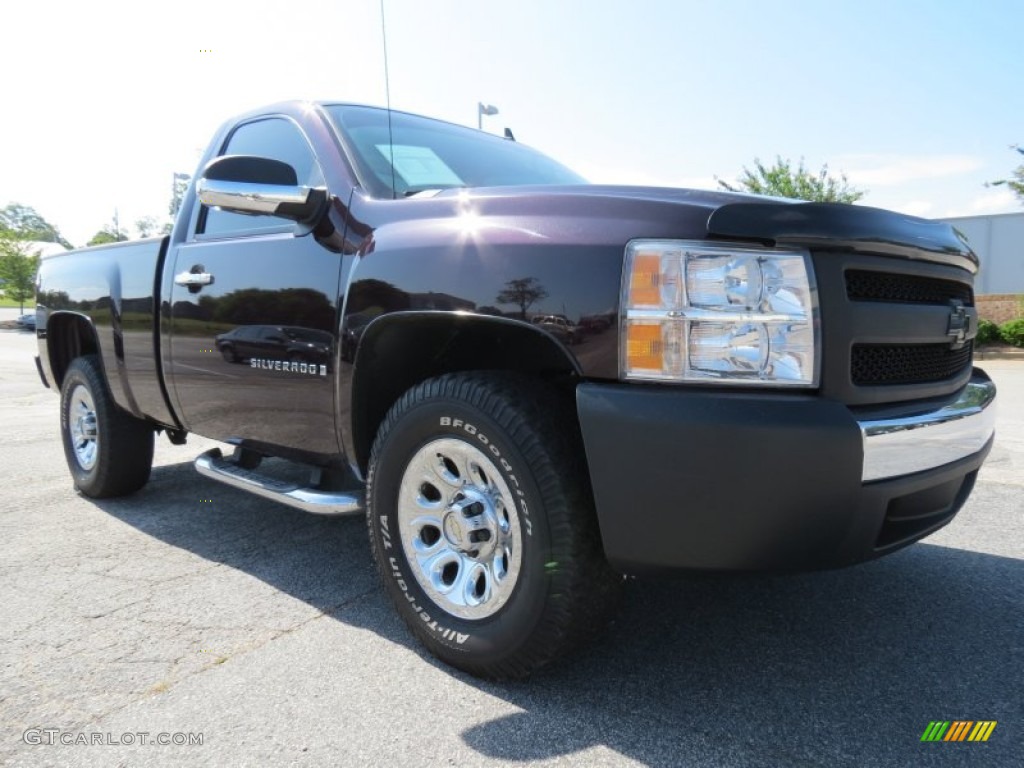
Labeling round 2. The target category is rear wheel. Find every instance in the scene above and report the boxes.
[366,372,621,679]
[60,355,154,498]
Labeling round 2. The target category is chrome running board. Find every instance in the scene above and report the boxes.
[194,448,364,516]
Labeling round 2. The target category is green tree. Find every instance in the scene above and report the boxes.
[135,216,160,238]
[0,203,72,248]
[170,173,191,218]
[987,145,1024,204]
[496,276,548,319]
[87,228,129,246]
[0,235,41,312]
[717,157,865,203]
[88,215,129,246]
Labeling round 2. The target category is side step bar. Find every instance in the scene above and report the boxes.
[194,448,364,516]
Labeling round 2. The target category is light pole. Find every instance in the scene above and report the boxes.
[477,102,499,130]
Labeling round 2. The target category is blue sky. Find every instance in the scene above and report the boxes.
[2,0,1021,246]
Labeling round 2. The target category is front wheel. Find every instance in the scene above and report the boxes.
[60,355,154,498]
[366,372,621,679]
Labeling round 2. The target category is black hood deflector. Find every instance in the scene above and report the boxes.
[707,202,978,273]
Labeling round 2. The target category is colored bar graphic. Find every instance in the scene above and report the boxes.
[945,721,972,741]
[921,721,950,741]
[922,720,996,742]
[971,721,997,742]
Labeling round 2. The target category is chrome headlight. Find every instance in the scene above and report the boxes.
[620,240,818,387]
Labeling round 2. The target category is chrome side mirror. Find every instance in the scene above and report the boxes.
[197,155,327,225]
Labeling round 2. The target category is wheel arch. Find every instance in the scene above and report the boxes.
[349,311,581,475]
[45,311,103,390]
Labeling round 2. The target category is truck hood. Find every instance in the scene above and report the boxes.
[374,184,977,273]
[434,183,775,215]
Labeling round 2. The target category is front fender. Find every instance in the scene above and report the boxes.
[343,310,582,475]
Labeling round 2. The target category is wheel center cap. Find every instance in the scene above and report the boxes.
[442,490,498,558]
[443,514,465,547]
[77,414,97,439]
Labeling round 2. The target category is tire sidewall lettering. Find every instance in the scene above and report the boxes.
[374,406,546,653]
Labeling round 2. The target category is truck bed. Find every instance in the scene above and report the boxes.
[36,236,176,427]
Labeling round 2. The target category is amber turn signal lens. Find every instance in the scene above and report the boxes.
[626,323,663,371]
[629,252,662,306]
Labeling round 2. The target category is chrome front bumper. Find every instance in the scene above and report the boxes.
[859,373,997,482]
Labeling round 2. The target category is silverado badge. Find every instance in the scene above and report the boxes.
[250,358,327,376]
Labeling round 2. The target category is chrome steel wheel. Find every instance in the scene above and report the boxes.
[397,437,522,620]
[68,384,99,471]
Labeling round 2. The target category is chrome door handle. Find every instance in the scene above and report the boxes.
[174,271,215,287]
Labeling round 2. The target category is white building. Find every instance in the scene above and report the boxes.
[938,211,1024,295]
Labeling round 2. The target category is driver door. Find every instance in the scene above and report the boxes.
[167,116,343,455]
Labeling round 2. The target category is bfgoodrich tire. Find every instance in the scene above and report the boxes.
[366,372,621,679]
[60,355,154,498]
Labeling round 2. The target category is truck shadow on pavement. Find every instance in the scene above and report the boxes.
[99,458,1021,767]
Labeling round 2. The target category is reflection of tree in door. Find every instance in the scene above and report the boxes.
[196,288,335,329]
[496,277,548,320]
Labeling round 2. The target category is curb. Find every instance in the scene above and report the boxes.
[976,345,1024,361]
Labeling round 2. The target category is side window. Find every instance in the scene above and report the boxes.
[200,118,324,237]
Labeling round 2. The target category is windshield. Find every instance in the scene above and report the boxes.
[326,105,586,198]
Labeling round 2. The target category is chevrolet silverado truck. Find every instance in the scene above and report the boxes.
[35,101,997,679]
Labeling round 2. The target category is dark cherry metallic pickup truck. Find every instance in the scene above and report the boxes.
[35,101,997,678]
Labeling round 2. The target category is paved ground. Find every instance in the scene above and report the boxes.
[1,328,1020,767]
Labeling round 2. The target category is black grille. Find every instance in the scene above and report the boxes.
[851,343,973,386]
[846,270,973,306]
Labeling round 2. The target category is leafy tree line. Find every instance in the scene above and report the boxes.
[717,157,864,203]
[87,214,130,246]
[724,146,1024,208]
[978,317,1024,348]
[0,202,71,248]
[988,145,1024,203]
[0,236,39,312]
[0,203,61,312]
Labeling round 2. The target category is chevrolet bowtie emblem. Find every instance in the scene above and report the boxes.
[946,300,970,350]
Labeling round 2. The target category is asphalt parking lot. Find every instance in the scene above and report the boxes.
[1,325,1021,768]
